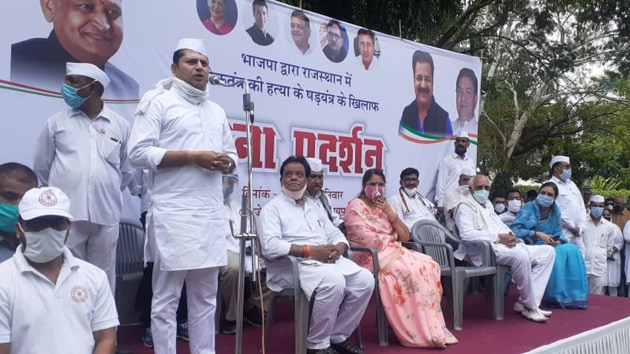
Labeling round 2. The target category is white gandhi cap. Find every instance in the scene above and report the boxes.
[66,62,110,88]
[590,195,605,203]
[549,155,570,168]
[306,157,323,173]
[175,38,207,56]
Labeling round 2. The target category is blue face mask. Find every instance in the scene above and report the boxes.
[473,190,489,205]
[590,207,604,218]
[559,168,572,181]
[0,202,19,233]
[537,194,554,208]
[61,81,94,108]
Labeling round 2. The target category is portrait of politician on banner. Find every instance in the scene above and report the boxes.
[10,0,139,100]
[353,28,380,71]
[320,19,349,63]
[451,68,479,138]
[198,0,238,35]
[288,10,314,55]
[399,50,453,140]
[245,0,275,46]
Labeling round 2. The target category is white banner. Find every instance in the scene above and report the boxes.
[0,0,480,218]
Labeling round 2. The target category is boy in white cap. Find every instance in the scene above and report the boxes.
[33,62,134,293]
[128,38,237,354]
[435,131,476,214]
[546,155,586,254]
[305,157,343,227]
[0,187,119,354]
[583,195,618,294]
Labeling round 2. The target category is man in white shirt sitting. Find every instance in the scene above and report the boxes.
[388,167,436,229]
[443,167,476,232]
[0,187,118,354]
[454,174,555,322]
[305,158,342,227]
[260,156,373,354]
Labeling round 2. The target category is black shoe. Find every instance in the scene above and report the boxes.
[223,320,236,334]
[115,348,135,354]
[331,339,363,354]
[307,347,339,354]
[243,308,264,327]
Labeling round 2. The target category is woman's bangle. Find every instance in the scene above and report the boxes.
[303,245,310,258]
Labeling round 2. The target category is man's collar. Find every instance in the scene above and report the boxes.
[451,153,468,160]
[14,247,79,274]
[69,104,111,122]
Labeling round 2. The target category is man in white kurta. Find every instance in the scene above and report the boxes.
[443,167,476,232]
[435,131,476,212]
[583,195,617,295]
[305,158,343,227]
[33,62,134,292]
[546,155,586,254]
[454,175,555,322]
[260,156,373,354]
[388,167,436,229]
[0,187,118,354]
[127,39,237,354]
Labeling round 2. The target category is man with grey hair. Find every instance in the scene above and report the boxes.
[454,174,555,323]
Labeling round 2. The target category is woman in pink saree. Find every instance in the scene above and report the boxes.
[344,168,457,348]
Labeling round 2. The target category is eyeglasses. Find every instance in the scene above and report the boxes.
[21,216,70,232]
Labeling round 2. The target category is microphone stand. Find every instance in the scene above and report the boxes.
[212,76,258,354]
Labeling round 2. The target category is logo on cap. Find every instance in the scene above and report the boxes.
[71,286,89,303]
[39,189,58,207]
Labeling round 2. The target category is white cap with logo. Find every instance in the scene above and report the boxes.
[19,187,73,221]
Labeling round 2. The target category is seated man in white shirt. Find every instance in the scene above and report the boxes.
[454,174,555,323]
[305,158,343,227]
[260,156,374,354]
[499,189,523,227]
[388,167,436,229]
[0,187,119,354]
[443,167,476,232]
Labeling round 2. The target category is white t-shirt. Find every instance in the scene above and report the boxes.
[0,247,119,354]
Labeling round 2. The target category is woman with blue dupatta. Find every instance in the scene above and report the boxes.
[511,181,588,309]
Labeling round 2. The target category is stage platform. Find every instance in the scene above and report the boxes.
[118,289,630,354]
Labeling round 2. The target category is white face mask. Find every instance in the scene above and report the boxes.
[282,184,307,201]
[508,199,522,213]
[19,224,67,263]
[494,203,506,214]
[403,187,417,197]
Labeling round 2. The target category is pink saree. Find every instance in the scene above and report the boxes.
[345,198,457,348]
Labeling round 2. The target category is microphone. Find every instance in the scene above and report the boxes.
[209,74,228,86]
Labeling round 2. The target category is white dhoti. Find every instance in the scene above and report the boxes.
[496,244,555,310]
[67,220,119,293]
[151,256,219,354]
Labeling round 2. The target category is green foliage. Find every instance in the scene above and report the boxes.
[591,189,630,199]
[587,176,623,191]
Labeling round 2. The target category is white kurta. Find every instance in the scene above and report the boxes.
[259,193,374,349]
[33,105,134,226]
[435,153,476,208]
[454,195,555,310]
[451,117,478,136]
[547,176,587,252]
[623,222,630,285]
[388,188,436,229]
[582,217,615,277]
[607,223,624,287]
[128,84,237,271]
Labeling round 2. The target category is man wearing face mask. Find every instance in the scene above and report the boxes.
[546,155,586,255]
[499,189,523,227]
[33,62,134,293]
[491,191,507,215]
[443,167,476,232]
[388,167,437,229]
[582,195,618,295]
[305,158,343,227]
[219,173,270,334]
[0,163,39,263]
[602,208,624,296]
[454,174,555,322]
[435,131,476,214]
[260,156,372,354]
[0,187,118,354]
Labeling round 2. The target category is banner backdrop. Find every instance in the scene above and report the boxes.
[0,0,480,218]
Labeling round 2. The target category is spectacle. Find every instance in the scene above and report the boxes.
[21,216,70,232]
